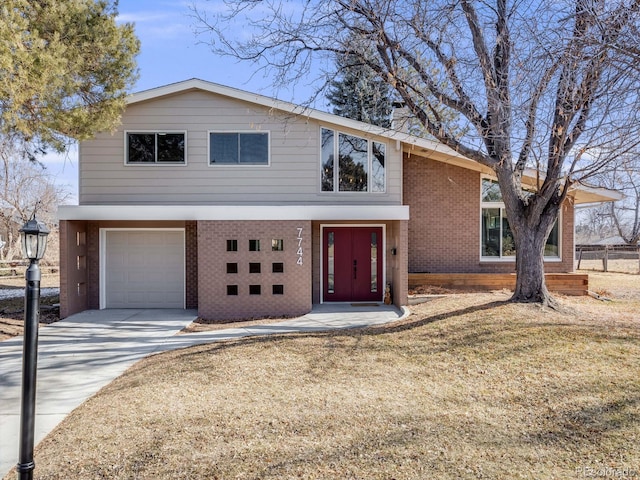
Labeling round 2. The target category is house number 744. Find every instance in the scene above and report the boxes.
[296,227,303,265]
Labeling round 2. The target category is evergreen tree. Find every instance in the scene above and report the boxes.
[0,0,139,157]
[327,45,392,128]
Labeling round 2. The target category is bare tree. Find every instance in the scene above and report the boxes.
[193,0,640,306]
[0,135,70,263]
[584,154,640,244]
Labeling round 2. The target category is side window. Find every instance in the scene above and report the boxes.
[126,132,185,164]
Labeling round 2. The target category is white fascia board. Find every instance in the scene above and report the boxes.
[569,185,624,204]
[57,205,410,221]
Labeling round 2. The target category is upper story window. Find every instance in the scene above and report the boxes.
[209,132,269,165]
[481,178,560,260]
[321,128,386,193]
[126,132,185,164]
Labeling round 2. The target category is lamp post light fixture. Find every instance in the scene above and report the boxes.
[16,216,49,480]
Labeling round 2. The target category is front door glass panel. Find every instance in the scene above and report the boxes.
[371,232,377,293]
[327,232,334,294]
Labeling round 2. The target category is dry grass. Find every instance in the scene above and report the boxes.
[8,272,638,480]
[579,258,640,275]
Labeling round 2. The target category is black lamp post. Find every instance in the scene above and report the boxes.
[16,216,49,480]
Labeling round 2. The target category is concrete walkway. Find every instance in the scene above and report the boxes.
[0,304,406,477]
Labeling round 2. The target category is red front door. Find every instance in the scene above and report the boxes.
[323,227,383,302]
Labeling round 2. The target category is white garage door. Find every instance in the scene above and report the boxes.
[104,230,185,309]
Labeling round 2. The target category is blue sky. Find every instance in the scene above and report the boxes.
[45,0,321,204]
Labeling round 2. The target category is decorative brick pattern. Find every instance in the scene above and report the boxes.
[185,221,198,309]
[197,220,313,321]
[59,220,90,318]
[403,154,575,273]
[87,221,101,309]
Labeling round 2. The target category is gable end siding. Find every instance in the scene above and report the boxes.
[79,90,402,206]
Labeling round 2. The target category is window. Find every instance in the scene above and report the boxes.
[321,128,385,193]
[227,285,238,296]
[209,132,269,165]
[272,262,284,273]
[481,179,560,259]
[227,240,238,252]
[272,285,284,295]
[249,240,260,251]
[249,262,261,273]
[249,285,261,295]
[271,239,284,251]
[126,132,185,164]
[226,263,238,274]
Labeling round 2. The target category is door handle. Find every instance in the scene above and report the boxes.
[353,259,357,279]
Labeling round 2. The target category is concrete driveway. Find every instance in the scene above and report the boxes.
[0,304,406,477]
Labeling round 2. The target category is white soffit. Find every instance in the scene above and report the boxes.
[57,205,410,221]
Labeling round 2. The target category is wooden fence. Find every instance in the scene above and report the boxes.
[0,260,59,277]
[576,244,640,273]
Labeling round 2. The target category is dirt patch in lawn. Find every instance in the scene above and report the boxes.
[13,280,639,480]
[0,274,60,341]
[0,295,60,342]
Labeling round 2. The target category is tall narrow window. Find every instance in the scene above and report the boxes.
[371,142,386,192]
[370,232,378,293]
[327,232,335,294]
[545,221,560,257]
[482,208,501,257]
[321,128,335,191]
[338,133,368,192]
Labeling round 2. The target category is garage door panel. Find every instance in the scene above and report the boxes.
[105,230,185,309]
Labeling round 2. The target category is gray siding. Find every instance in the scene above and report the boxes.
[79,90,402,206]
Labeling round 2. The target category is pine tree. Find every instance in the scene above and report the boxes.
[0,0,139,156]
[326,50,392,128]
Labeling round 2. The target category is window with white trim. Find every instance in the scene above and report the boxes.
[481,179,560,259]
[126,132,185,164]
[209,132,269,165]
[320,128,385,193]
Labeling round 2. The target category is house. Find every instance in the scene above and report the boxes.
[57,79,619,320]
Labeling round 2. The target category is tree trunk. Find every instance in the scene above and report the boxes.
[511,227,555,306]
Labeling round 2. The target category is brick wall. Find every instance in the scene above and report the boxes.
[404,154,575,273]
[59,220,89,318]
[197,220,313,321]
[87,221,100,309]
[185,221,198,309]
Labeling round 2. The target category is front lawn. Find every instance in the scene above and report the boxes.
[12,272,639,480]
